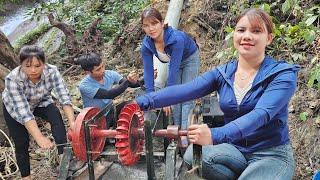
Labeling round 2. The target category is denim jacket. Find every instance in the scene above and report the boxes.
[141,26,198,92]
[137,56,300,153]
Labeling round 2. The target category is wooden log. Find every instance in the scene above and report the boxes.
[0,31,19,70]
[0,63,10,92]
[47,13,79,56]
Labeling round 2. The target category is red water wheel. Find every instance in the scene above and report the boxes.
[68,107,107,161]
[115,103,144,165]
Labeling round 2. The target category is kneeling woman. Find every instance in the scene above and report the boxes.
[2,45,75,179]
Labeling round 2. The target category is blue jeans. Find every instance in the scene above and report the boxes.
[172,50,200,130]
[184,143,295,180]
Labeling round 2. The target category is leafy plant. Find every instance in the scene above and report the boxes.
[299,112,309,121]
[13,23,50,49]
[215,1,320,64]
[29,0,150,43]
[308,65,320,90]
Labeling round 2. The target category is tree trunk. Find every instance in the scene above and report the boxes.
[48,13,79,56]
[0,93,9,145]
[0,31,19,70]
[0,30,17,92]
[0,31,16,143]
[0,64,10,92]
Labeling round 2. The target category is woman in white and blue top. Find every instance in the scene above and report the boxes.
[140,7,200,147]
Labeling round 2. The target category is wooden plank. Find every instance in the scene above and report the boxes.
[57,147,72,180]
[165,142,177,180]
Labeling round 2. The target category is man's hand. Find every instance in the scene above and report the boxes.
[127,71,139,84]
[188,124,213,145]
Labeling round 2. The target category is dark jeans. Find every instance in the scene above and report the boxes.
[3,103,67,177]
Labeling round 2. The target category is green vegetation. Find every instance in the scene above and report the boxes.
[217,1,319,61]
[29,0,150,42]
[299,111,309,121]
[43,28,58,53]
[13,23,50,49]
[308,65,320,89]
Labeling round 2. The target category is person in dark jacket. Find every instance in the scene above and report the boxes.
[140,7,200,147]
[2,45,75,180]
[136,8,299,179]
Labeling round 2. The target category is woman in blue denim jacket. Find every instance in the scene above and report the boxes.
[136,8,300,180]
[140,7,200,147]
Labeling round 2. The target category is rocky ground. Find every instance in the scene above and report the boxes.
[0,0,319,179]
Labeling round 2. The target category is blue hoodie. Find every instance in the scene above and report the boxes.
[141,26,198,92]
[137,56,300,153]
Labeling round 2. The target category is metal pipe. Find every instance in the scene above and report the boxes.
[84,121,95,180]
[92,129,119,138]
[153,129,188,138]
[144,120,156,180]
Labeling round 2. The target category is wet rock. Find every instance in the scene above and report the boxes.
[36,28,64,56]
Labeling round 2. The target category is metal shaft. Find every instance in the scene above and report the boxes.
[84,121,95,180]
[92,129,119,138]
[153,130,188,138]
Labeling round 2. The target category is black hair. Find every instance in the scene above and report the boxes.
[19,45,45,64]
[141,7,168,29]
[76,52,102,72]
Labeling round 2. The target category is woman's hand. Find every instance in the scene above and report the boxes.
[35,135,54,149]
[63,105,75,132]
[69,121,75,132]
[25,119,54,149]
[162,106,172,116]
[187,124,213,145]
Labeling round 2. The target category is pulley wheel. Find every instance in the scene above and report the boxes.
[69,107,107,161]
[115,103,144,165]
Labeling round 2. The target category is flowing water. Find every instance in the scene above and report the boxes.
[0,2,34,36]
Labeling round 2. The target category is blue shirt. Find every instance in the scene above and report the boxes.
[141,26,198,92]
[136,56,300,153]
[79,70,123,109]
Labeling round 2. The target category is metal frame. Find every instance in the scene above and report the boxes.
[83,103,113,180]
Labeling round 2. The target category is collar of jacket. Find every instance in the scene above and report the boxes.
[216,56,300,88]
[143,26,175,53]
